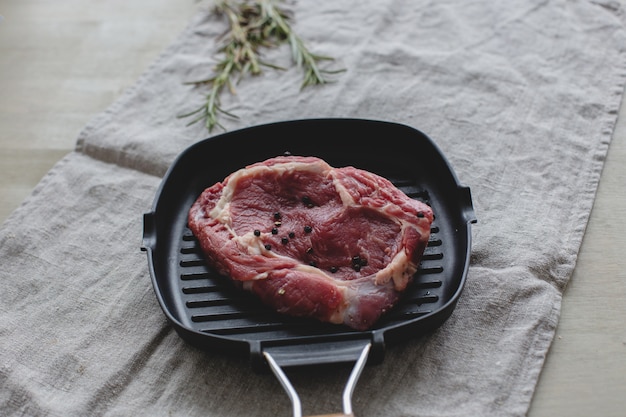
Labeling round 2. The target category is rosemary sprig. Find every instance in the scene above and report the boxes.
[179,0,343,132]
[257,0,343,88]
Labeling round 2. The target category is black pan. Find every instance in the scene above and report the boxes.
[142,119,476,415]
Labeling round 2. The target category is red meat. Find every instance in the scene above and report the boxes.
[188,155,433,330]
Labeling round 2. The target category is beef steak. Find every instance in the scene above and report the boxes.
[188,155,433,330]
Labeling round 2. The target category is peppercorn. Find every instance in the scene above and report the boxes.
[254,230,261,237]
[352,255,366,271]
[330,266,338,273]
[274,212,281,220]
[281,237,289,245]
[304,225,312,233]
[264,244,272,250]
[271,228,278,235]
[417,212,424,218]
[288,232,295,239]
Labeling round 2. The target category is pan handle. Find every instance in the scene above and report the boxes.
[264,342,370,417]
[141,212,156,251]
[458,185,477,225]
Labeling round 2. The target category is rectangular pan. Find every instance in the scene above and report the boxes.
[142,118,476,373]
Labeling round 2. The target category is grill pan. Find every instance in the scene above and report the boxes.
[142,118,476,416]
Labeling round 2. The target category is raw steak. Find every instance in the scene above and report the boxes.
[188,155,433,330]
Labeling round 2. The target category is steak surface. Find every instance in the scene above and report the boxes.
[188,155,433,330]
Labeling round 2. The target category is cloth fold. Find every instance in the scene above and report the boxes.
[1,1,625,416]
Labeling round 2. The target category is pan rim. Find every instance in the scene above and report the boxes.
[142,117,476,368]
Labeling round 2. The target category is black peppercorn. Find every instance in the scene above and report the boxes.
[304,225,312,233]
[288,232,295,239]
[281,237,289,245]
[254,230,261,236]
[271,228,278,235]
[264,244,272,250]
[351,255,368,266]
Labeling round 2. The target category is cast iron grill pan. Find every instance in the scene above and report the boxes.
[142,119,476,375]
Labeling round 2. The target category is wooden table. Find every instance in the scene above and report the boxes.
[1,1,625,415]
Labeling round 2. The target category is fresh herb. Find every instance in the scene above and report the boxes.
[179,0,344,132]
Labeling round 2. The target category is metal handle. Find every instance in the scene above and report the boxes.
[306,414,353,417]
[264,343,371,417]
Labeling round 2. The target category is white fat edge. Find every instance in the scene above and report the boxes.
[327,178,430,291]
[292,264,353,324]
[233,231,265,255]
[240,249,354,325]
[366,198,431,290]
[242,280,260,291]
[241,260,347,287]
[330,177,431,237]
[233,231,294,282]
[325,188,429,292]
[374,219,429,291]
[207,158,333,282]
[208,193,233,223]
[292,264,353,292]
[330,172,358,206]
[374,249,415,291]
[209,159,332,220]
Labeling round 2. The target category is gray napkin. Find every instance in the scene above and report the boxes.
[1,1,625,416]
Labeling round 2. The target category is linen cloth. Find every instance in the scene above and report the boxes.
[2,0,626,416]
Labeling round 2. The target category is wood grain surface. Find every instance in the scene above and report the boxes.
[1,1,624,416]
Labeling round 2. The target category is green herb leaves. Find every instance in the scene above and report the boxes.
[179,0,343,132]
